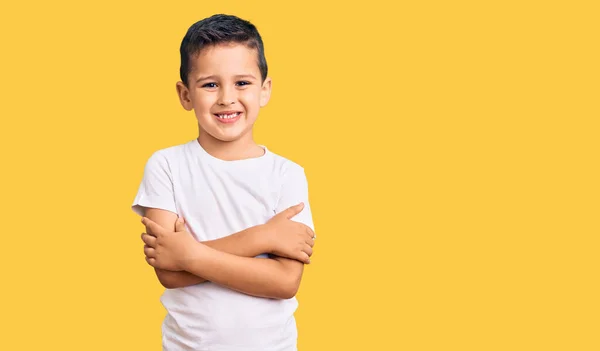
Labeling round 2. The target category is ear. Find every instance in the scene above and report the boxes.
[176,81,194,111]
[259,77,272,107]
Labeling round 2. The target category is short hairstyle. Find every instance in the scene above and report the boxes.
[179,14,268,87]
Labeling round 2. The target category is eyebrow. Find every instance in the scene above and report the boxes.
[196,75,217,83]
[234,74,257,80]
[196,74,257,83]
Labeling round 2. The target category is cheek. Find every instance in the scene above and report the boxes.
[239,90,261,109]
[195,92,216,110]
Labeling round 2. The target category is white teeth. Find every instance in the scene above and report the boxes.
[217,112,240,119]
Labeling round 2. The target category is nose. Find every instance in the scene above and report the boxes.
[217,85,236,106]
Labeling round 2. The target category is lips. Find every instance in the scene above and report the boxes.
[214,111,242,124]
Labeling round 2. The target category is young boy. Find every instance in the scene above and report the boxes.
[131,14,317,351]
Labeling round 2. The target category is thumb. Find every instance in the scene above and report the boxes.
[284,202,304,219]
[175,216,186,232]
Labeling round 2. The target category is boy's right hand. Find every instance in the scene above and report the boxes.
[264,202,316,264]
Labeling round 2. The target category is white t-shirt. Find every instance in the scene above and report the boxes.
[131,139,314,351]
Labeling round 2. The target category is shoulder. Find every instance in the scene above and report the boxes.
[149,141,191,159]
[139,141,196,179]
[144,141,194,167]
[266,148,306,179]
[264,149,311,190]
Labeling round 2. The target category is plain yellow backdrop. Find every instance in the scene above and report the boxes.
[0,1,598,350]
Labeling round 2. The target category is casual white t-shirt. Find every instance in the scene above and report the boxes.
[132,139,314,351]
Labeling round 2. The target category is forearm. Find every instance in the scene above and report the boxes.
[156,224,272,289]
[155,268,206,288]
[202,224,270,257]
[184,243,302,299]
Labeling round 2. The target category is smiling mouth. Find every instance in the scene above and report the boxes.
[213,111,242,124]
[214,112,241,120]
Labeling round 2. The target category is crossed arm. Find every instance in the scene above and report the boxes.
[141,205,315,299]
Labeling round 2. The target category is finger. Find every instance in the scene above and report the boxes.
[296,223,311,239]
[175,217,186,232]
[306,237,315,248]
[141,217,167,237]
[144,245,156,258]
[305,225,316,240]
[145,225,157,236]
[302,251,311,264]
[282,202,304,219]
[294,250,310,264]
[304,245,313,258]
[141,233,157,247]
[145,256,156,267]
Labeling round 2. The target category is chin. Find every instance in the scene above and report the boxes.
[217,134,243,142]
[208,129,246,143]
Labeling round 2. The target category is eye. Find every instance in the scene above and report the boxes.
[202,82,218,88]
[236,81,251,87]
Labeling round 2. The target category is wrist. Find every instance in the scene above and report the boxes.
[182,241,206,271]
[256,223,275,254]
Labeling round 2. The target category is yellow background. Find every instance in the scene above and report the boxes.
[1,1,598,350]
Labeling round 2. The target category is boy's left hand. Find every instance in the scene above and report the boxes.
[141,216,198,271]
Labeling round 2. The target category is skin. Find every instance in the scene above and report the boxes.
[141,204,315,298]
[142,204,315,290]
[176,42,272,161]
[140,43,316,299]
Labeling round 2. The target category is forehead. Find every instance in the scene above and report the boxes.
[191,43,260,77]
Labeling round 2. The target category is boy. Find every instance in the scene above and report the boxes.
[131,14,317,351]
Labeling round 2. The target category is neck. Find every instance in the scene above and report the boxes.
[197,129,264,161]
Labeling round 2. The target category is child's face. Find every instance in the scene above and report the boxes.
[176,43,271,143]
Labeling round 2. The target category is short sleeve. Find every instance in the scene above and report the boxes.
[131,151,178,217]
[275,164,315,232]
